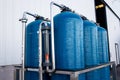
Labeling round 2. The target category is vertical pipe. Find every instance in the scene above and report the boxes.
[43,30,50,70]
[50,1,56,72]
[19,12,27,80]
[38,23,43,80]
[21,21,26,80]
[112,62,117,80]
[49,1,70,72]
[19,69,22,80]
[38,21,48,80]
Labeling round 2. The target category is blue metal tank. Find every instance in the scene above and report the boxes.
[25,18,50,80]
[51,11,85,80]
[82,17,100,80]
[25,19,43,68]
[25,71,50,80]
[97,26,110,80]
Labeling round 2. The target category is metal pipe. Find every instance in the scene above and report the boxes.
[39,21,53,73]
[47,1,57,72]
[20,11,41,19]
[43,30,50,70]
[112,62,117,80]
[48,1,71,73]
[25,12,37,18]
[13,61,117,80]
[19,11,38,80]
[38,21,48,80]
[38,22,44,80]
[55,62,115,75]
[50,1,70,11]
[51,2,63,9]
[19,13,28,80]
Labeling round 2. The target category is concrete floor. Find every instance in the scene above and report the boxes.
[0,66,14,80]
[0,66,120,80]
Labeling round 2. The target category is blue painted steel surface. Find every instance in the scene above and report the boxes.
[83,20,100,80]
[98,27,110,80]
[52,11,85,80]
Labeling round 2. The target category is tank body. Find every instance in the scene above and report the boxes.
[25,19,49,80]
[52,11,85,80]
[83,20,100,80]
[98,27,110,80]
[25,20,43,68]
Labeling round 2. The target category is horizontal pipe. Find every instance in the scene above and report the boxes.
[55,62,115,75]
[13,62,115,75]
[25,12,37,18]
[52,2,63,9]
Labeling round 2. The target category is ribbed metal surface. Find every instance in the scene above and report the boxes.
[98,27,110,80]
[52,11,85,80]
[83,20,100,80]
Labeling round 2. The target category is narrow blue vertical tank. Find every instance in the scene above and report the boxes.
[82,17,100,80]
[25,19,43,68]
[51,11,85,80]
[97,26,110,80]
[25,18,50,80]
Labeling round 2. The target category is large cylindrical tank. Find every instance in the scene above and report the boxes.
[25,18,50,80]
[97,26,110,80]
[82,17,100,80]
[25,19,43,68]
[52,11,85,80]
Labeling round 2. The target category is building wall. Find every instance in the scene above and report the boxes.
[0,0,96,65]
[104,0,120,18]
[106,7,120,64]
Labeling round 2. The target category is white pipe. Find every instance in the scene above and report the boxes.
[19,12,28,80]
[38,21,48,80]
[38,24,42,80]
[20,11,39,80]
[48,1,70,72]
[48,1,56,72]
[48,1,65,72]
[38,22,43,80]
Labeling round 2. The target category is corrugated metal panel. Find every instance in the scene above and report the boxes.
[106,7,120,64]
